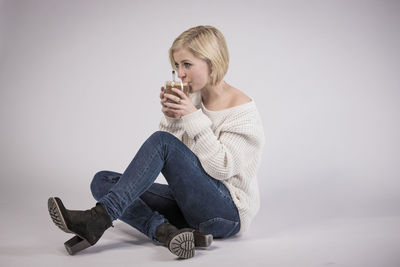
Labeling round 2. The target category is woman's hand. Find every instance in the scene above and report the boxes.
[160,87,197,119]
[160,87,177,118]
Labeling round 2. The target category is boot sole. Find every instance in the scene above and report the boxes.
[169,230,195,259]
[47,197,91,255]
[48,197,72,234]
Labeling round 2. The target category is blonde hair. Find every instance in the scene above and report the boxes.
[169,25,229,86]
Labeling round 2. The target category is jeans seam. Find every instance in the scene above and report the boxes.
[124,150,159,202]
[204,178,238,212]
[168,142,200,168]
[152,132,200,171]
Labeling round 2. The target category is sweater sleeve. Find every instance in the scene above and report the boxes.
[158,91,202,141]
[158,115,185,141]
[181,108,264,180]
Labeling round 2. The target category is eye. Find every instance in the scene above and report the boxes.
[184,63,191,69]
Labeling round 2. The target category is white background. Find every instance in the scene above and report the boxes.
[1,0,399,266]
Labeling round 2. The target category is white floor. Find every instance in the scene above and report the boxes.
[1,197,399,267]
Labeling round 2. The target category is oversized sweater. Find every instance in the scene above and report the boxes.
[158,91,265,233]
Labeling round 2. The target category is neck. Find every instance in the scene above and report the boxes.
[201,80,229,106]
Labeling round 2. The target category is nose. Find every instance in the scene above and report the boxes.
[177,68,186,79]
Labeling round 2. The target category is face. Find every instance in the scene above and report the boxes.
[172,47,211,93]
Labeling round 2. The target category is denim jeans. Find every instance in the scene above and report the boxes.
[91,131,240,241]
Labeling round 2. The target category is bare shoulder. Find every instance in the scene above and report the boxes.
[230,87,252,107]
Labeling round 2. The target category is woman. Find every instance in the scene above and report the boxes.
[48,25,265,259]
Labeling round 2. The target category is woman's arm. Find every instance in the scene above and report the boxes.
[181,109,265,180]
[159,89,201,141]
[158,115,185,141]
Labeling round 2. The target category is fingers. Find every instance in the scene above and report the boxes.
[162,98,177,111]
[171,87,187,98]
[161,99,180,111]
[161,99,181,117]
[163,93,181,104]
[161,106,180,118]
[163,101,180,110]
[160,86,165,100]
[160,86,181,118]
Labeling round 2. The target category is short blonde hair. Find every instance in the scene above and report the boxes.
[169,25,229,86]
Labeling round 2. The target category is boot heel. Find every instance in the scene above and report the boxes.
[193,231,213,247]
[64,235,91,255]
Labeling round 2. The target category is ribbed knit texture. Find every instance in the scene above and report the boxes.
[159,92,265,233]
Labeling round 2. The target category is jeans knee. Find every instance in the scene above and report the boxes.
[150,131,173,140]
[90,171,108,201]
[148,131,178,146]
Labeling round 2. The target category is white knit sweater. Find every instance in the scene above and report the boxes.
[158,92,265,233]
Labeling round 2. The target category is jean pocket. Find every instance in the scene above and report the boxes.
[199,217,240,238]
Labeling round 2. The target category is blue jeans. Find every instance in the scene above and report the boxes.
[90,131,240,241]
